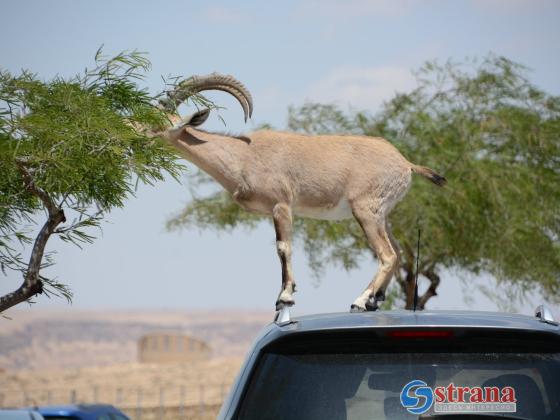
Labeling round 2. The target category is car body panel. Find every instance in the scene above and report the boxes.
[0,410,44,420]
[37,405,128,420]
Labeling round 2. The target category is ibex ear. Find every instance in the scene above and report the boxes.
[182,109,211,127]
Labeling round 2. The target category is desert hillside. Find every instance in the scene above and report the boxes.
[0,309,271,370]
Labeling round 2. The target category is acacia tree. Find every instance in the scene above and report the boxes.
[167,55,560,309]
[0,50,190,312]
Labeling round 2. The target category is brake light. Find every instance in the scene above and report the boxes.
[387,330,453,338]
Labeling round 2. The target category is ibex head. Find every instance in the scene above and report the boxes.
[160,72,253,129]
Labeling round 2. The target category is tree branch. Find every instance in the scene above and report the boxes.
[418,269,441,310]
[401,242,415,273]
[15,160,60,216]
[394,267,406,292]
[0,161,66,312]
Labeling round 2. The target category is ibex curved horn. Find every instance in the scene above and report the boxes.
[162,73,253,122]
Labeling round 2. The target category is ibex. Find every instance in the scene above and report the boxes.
[154,74,446,312]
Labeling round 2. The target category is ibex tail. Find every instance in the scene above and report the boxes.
[411,165,447,187]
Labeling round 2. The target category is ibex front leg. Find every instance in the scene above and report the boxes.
[272,203,296,310]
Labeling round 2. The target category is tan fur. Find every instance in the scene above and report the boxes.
[168,129,413,216]
[161,124,445,311]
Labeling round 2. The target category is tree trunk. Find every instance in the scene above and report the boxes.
[403,269,416,309]
[418,270,441,310]
[401,265,441,310]
[0,161,66,313]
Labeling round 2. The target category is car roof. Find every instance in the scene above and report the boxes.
[0,410,44,420]
[290,310,559,331]
[255,309,560,348]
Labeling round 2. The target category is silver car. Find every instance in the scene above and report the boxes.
[0,410,44,420]
[219,306,560,419]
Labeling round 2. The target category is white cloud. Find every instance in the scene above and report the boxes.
[470,0,554,14]
[295,0,419,20]
[246,66,419,128]
[303,65,416,112]
[200,6,250,25]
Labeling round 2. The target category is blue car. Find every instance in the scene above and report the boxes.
[37,405,129,420]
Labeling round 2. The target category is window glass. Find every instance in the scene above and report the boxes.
[237,352,560,420]
[43,417,80,420]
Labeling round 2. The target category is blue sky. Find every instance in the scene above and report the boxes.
[2,0,559,317]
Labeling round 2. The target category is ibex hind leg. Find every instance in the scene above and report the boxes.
[349,200,399,312]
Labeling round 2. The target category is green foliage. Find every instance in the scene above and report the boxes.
[168,55,560,307]
[167,188,260,233]
[1,49,185,303]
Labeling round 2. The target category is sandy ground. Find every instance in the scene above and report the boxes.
[1,358,244,408]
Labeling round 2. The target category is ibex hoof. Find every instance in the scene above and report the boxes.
[365,298,379,312]
[374,290,385,301]
[350,304,366,313]
[275,300,295,311]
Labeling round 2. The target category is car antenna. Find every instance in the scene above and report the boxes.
[413,227,421,312]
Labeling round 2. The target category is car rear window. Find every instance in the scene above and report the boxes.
[235,332,560,420]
